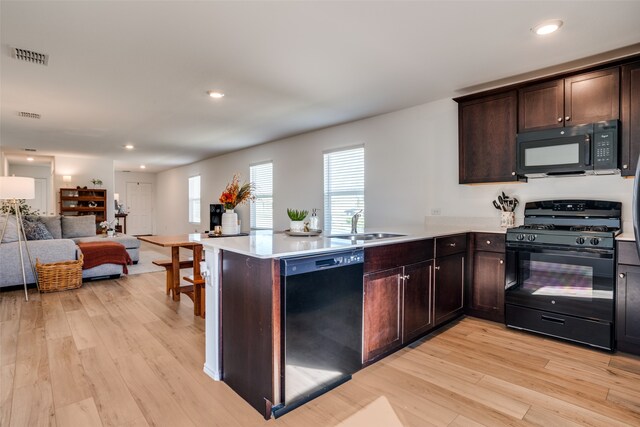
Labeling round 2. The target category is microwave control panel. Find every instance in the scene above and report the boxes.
[593,128,617,169]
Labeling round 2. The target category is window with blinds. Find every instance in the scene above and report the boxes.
[250,162,273,229]
[188,175,201,223]
[324,146,364,233]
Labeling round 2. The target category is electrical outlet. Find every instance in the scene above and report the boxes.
[431,208,441,216]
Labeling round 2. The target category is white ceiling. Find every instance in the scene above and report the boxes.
[2,1,640,173]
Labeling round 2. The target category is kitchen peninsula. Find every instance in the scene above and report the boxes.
[200,224,505,419]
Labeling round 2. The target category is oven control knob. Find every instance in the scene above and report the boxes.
[516,234,525,241]
[590,237,600,245]
[576,237,585,244]
[527,234,536,241]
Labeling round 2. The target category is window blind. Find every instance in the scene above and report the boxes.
[250,162,273,229]
[188,175,201,223]
[324,146,364,233]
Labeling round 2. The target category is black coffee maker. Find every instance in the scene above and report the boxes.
[210,204,224,230]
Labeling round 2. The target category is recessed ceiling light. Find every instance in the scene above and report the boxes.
[140,165,146,169]
[532,19,563,35]
[26,157,34,161]
[125,144,134,150]
[207,90,225,99]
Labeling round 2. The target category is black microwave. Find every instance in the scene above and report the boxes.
[516,120,619,178]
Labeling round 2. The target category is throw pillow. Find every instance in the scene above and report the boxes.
[22,218,53,240]
[0,214,19,243]
[62,215,97,238]
[39,215,62,239]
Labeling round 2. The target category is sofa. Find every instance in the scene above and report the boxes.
[0,214,140,289]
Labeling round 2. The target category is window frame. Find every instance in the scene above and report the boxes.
[188,175,201,224]
[323,145,365,234]
[250,161,274,230]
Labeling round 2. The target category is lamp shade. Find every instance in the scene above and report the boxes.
[0,176,36,200]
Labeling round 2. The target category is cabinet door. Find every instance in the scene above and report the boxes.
[434,253,465,326]
[617,264,640,355]
[621,61,640,176]
[518,80,564,131]
[458,91,518,184]
[469,251,505,323]
[363,267,403,363]
[564,68,620,126]
[403,261,433,342]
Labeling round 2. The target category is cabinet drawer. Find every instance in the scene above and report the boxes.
[618,241,640,266]
[474,233,505,253]
[364,239,434,273]
[435,234,467,257]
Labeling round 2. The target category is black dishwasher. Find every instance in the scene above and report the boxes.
[274,249,364,418]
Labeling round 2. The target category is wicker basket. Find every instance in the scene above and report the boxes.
[36,254,84,292]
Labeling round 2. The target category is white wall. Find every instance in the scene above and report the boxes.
[155,97,634,234]
[7,163,54,214]
[53,155,116,220]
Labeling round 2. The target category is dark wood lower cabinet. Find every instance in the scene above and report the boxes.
[403,261,434,343]
[434,253,465,326]
[363,267,403,363]
[617,263,640,355]
[469,251,505,323]
[221,251,278,418]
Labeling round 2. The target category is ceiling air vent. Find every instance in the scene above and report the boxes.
[13,48,48,66]
[24,148,37,152]
[18,111,41,119]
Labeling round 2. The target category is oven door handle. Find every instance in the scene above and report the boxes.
[584,134,591,166]
[506,244,613,257]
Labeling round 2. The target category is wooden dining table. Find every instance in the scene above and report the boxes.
[138,233,206,316]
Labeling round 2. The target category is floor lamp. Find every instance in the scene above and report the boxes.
[0,176,36,301]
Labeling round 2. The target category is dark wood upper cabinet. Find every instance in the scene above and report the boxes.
[458,90,518,184]
[518,80,564,131]
[565,68,620,126]
[518,68,620,132]
[620,61,640,176]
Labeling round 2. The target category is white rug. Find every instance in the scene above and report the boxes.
[126,243,168,275]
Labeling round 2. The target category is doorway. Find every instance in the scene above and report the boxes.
[126,181,154,235]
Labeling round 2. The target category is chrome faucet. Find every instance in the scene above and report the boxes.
[351,210,363,234]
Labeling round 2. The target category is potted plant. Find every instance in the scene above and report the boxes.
[287,209,308,232]
[99,219,117,237]
[90,178,103,188]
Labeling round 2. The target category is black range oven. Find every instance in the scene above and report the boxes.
[505,200,621,350]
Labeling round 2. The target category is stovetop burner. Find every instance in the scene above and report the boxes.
[521,224,556,230]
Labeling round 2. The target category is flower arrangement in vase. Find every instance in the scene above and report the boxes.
[99,219,117,236]
[218,174,255,234]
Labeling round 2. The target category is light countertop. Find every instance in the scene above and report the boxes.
[200,223,507,259]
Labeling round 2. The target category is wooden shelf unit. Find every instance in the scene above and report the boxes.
[59,188,107,234]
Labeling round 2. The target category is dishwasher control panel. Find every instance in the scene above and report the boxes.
[281,249,365,276]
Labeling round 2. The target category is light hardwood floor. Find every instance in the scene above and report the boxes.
[1,272,640,426]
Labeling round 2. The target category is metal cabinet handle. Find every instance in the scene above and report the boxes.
[619,273,626,279]
[449,243,456,247]
[511,171,516,176]
[623,164,628,169]
[499,259,504,265]
[565,116,571,121]
[486,240,491,245]
[403,275,411,281]
[557,117,563,122]
[434,266,441,270]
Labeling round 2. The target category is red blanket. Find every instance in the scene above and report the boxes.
[77,241,133,274]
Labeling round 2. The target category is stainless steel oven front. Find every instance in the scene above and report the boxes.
[505,242,615,350]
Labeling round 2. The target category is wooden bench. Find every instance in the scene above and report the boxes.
[152,258,206,318]
[152,258,195,295]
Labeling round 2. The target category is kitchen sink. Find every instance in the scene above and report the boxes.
[328,232,406,241]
